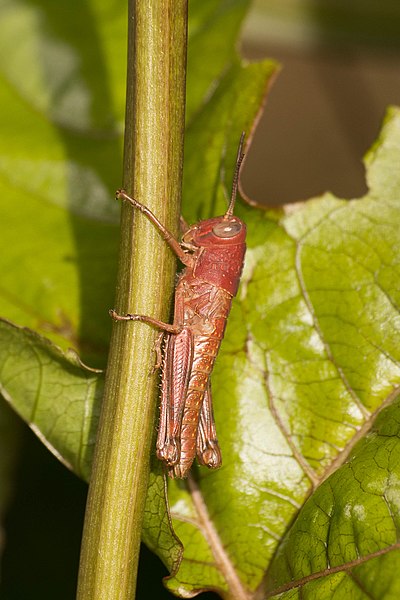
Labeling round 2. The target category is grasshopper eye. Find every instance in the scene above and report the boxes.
[212,220,242,238]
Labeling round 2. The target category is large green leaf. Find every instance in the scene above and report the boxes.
[0,321,102,480]
[2,106,400,597]
[0,0,124,366]
[161,109,400,597]
[266,394,400,598]
[0,0,275,594]
[245,0,400,48]
[0,0,258,367]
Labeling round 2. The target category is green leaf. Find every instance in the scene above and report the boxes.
[141,458,183,580]
[0,319,102,480]
[163,106,400,597]
[183,58,277,223]
[0,318,183,578]
[0,0,275,593]
[0,0,123,366]
[266,395,400,599]
[3,105,400,598]
[186,0,249,123]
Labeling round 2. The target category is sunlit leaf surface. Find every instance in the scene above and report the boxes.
[162,107,400,597]
[2,106,400,597]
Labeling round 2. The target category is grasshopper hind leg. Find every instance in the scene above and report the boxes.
[196,383,222,469]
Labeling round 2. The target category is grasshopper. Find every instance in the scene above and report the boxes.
[110,135,246,477]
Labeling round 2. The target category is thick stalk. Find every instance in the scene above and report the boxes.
[77,1,187,599]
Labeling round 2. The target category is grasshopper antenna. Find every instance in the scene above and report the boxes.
[224,131,245,219]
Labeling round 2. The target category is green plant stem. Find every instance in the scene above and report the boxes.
[76,1,188,599]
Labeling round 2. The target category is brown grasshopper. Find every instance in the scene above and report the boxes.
[110,135,246,477]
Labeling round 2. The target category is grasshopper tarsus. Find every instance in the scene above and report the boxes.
[109,308,123,320]
[197,441,222,469]
[116,189,142,212]
[156,437,180,466]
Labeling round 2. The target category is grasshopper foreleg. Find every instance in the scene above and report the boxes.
[116,189,192,266]
[109,309,182,334]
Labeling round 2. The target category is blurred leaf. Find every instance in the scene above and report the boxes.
[0,0,124,366]
[0,0,258,367]
[183,58,277,224]
[0,0,126,220]
[0,320,102,481]
[244,0,400,49]
[0,0,276,594]
[186,0,249,123]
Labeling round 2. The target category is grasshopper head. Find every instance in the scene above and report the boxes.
[182,215,246,248]
[182,132,246,248]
